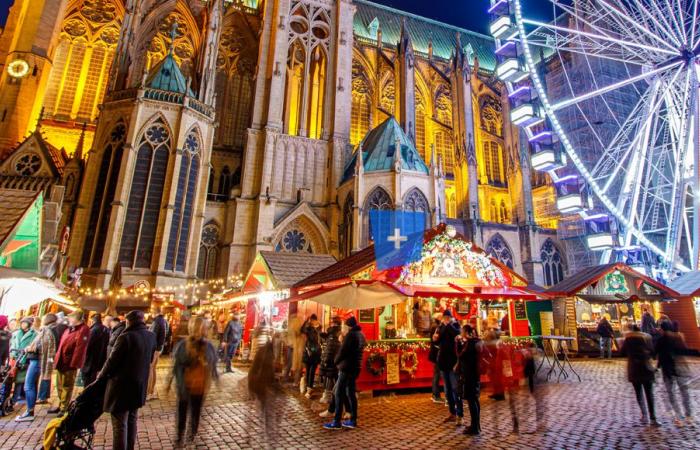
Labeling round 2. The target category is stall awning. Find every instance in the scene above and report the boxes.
[284,280,408,309]
[0,276,69,316]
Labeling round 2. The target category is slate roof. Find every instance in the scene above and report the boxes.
[293,245,376,288]
[342,117,430,183]
[353,0,497,71]
[668,271,700,297]
[0,189,41,246]
[146,53,195,96]
[545,263,677,297]
[259,251,337,288]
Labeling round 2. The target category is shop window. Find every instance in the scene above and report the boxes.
[541,239,565,286]
[486,234,514,269]
[218,166,232,198]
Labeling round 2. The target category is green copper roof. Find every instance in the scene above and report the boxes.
[342,117,430,183]
[145,53,194,96]
[353,0,497,71]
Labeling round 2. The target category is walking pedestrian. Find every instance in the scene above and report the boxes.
[168,316,218,446]
[484,329,506,401]
[318,316,342,405]
[107,317,126,356]
[428,316,442,403]
[14,314,56,422]
[456,324,483,435]
[0,315,11,368]
[222,314,242,373]
[434,310,463,425]
[655,319,693,425]
[147,308,168,400]
[641,308,657,335]
[323,316,365,430]
[621,323,659,426]
[97,310,156,450]
[288,315,305,385]
[10,317,37,403]
[49,310,89,416]
[81,313,110,386]
[301,314,322,399]
[597,316,615,359]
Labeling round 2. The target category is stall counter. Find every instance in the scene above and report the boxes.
[357,339,435,392]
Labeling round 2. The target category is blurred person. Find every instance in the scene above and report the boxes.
[107,316,126,356]
[621,323,659,426]
[301,314,322,398]
[97,310,156,450]
[597,316,615,359]
[216,312,227,345]
[248,341,283,441]
[10,317,37,403]
[318,316,342,405]
[656,319,693,425]
[641,307,657,336]
[413,302,431,337]
[81,313,110,386]
[456,324,483,435]
[222,314,242,373]
[49,310,89,416]
[52,312,68,343]
[434,310,463,425]
[8,318,18,333]
[0,315,10,368]
[484,329,505,401]
[168,316,218,446]
[428,316,442,403]
[287,315,305,384]
[15,314,57,422]
[323,316,365,430]
[147,308,168,400]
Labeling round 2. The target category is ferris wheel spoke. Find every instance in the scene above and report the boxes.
[691,0,700,49]
[525,33,647,66]
[632,0,686,49]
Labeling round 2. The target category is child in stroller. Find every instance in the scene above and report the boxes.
[0,350,28,417]
[43,377,106,450]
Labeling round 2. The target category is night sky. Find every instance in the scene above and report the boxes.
[0,0,551,33]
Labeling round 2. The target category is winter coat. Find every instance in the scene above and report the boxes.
[98,321,156,413]
[171,337,218,400]
[641,312,657,335]
[621,331,656,384]
[55,322,90,372]
[428,324,440,363]
[27,327,56,381]
[222,320,243,345]
[655,332,689,378]
[436,320,461,372]
[10,328,37,383]
[107,321,126,356]
[596,319,615,339]
[0,329,10,367]
[335,325,366,376]
[319,326,342,378]
[457,337,482,398]
[150,314,168,352]
[49,322,67,348]
[82,323,110,376]
[302,322,322,365]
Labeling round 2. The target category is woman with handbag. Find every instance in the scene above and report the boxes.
[621,323,659,426]
[9,317,36,404]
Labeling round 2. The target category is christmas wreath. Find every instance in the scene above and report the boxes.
[365,352,386,377]
[400,351,418,377]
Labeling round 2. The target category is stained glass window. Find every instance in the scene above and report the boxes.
[486,234,514,269]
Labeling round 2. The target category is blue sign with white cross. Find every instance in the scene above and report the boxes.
[370,210,426,270]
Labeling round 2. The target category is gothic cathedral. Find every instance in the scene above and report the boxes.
[0,0,569,290]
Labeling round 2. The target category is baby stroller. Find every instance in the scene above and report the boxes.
[0,350,27,417]
[44,377,106,450]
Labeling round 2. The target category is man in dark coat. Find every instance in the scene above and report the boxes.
[655,319,692,423]
[435,310,463,424]
[147,309,168,399]
[222,314,243,373]
[49,310,90,416]
[428,317,442,403]
[81,313,110,386]
[97,310,156,450]
[621,324,658,426]
[457,324,483,435]
[596,316,615,359]
[107,317,126,356]
[323,316,365,430]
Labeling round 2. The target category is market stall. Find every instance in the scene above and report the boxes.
[666,272,700,351]
[545,263,677,353]
[0,267,76,317]
[291,224,542,391]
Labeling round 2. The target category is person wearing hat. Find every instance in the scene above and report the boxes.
[49,310,90,416]
[323,316,366,430]
[97,310,156,450]
[81,313,110,386]
[15,314,58,422]
[10,317,37,403]
[433,309,463,425]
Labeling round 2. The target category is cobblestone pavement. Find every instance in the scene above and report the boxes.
[1,358,700,449]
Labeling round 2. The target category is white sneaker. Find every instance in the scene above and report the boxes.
[319,410,333,418]
[15,412,34,422]
[299,378,306,394]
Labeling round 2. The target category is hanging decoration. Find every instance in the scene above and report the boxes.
[365,340,431,352]
[365,351,387,377]
[400,350,418,378]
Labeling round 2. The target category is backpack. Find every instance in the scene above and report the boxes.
[183,343,209,396]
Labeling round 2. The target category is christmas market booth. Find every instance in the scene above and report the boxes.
[290,224,541,391]
[666,272,700,351]
[212,251,336,359]
[545,263,678,354]
[0,267,76,317]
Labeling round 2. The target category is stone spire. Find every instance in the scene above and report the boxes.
[397,17,415,140]
[74,122,87,160]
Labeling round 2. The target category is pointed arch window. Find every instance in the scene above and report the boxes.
[435,129,454,175]
[483,141,504,185]
[119,120,170,269]
[197,222,220,279]
[499,199,509,223]
[363,187,393,244]
[218,166,232,198]
[166,129,201,272]
[403,188,430,230]
[486,235,514,269]
[81,121,126,268]
[351,74,371,146]
[541,239,565,286]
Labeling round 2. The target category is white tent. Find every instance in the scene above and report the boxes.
[0,270,68,316]
[292,281,408,309]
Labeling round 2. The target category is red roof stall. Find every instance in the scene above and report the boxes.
[666,272,700,351]
[291,224,541,391]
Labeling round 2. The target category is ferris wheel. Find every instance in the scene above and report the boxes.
[488,0,700,275]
